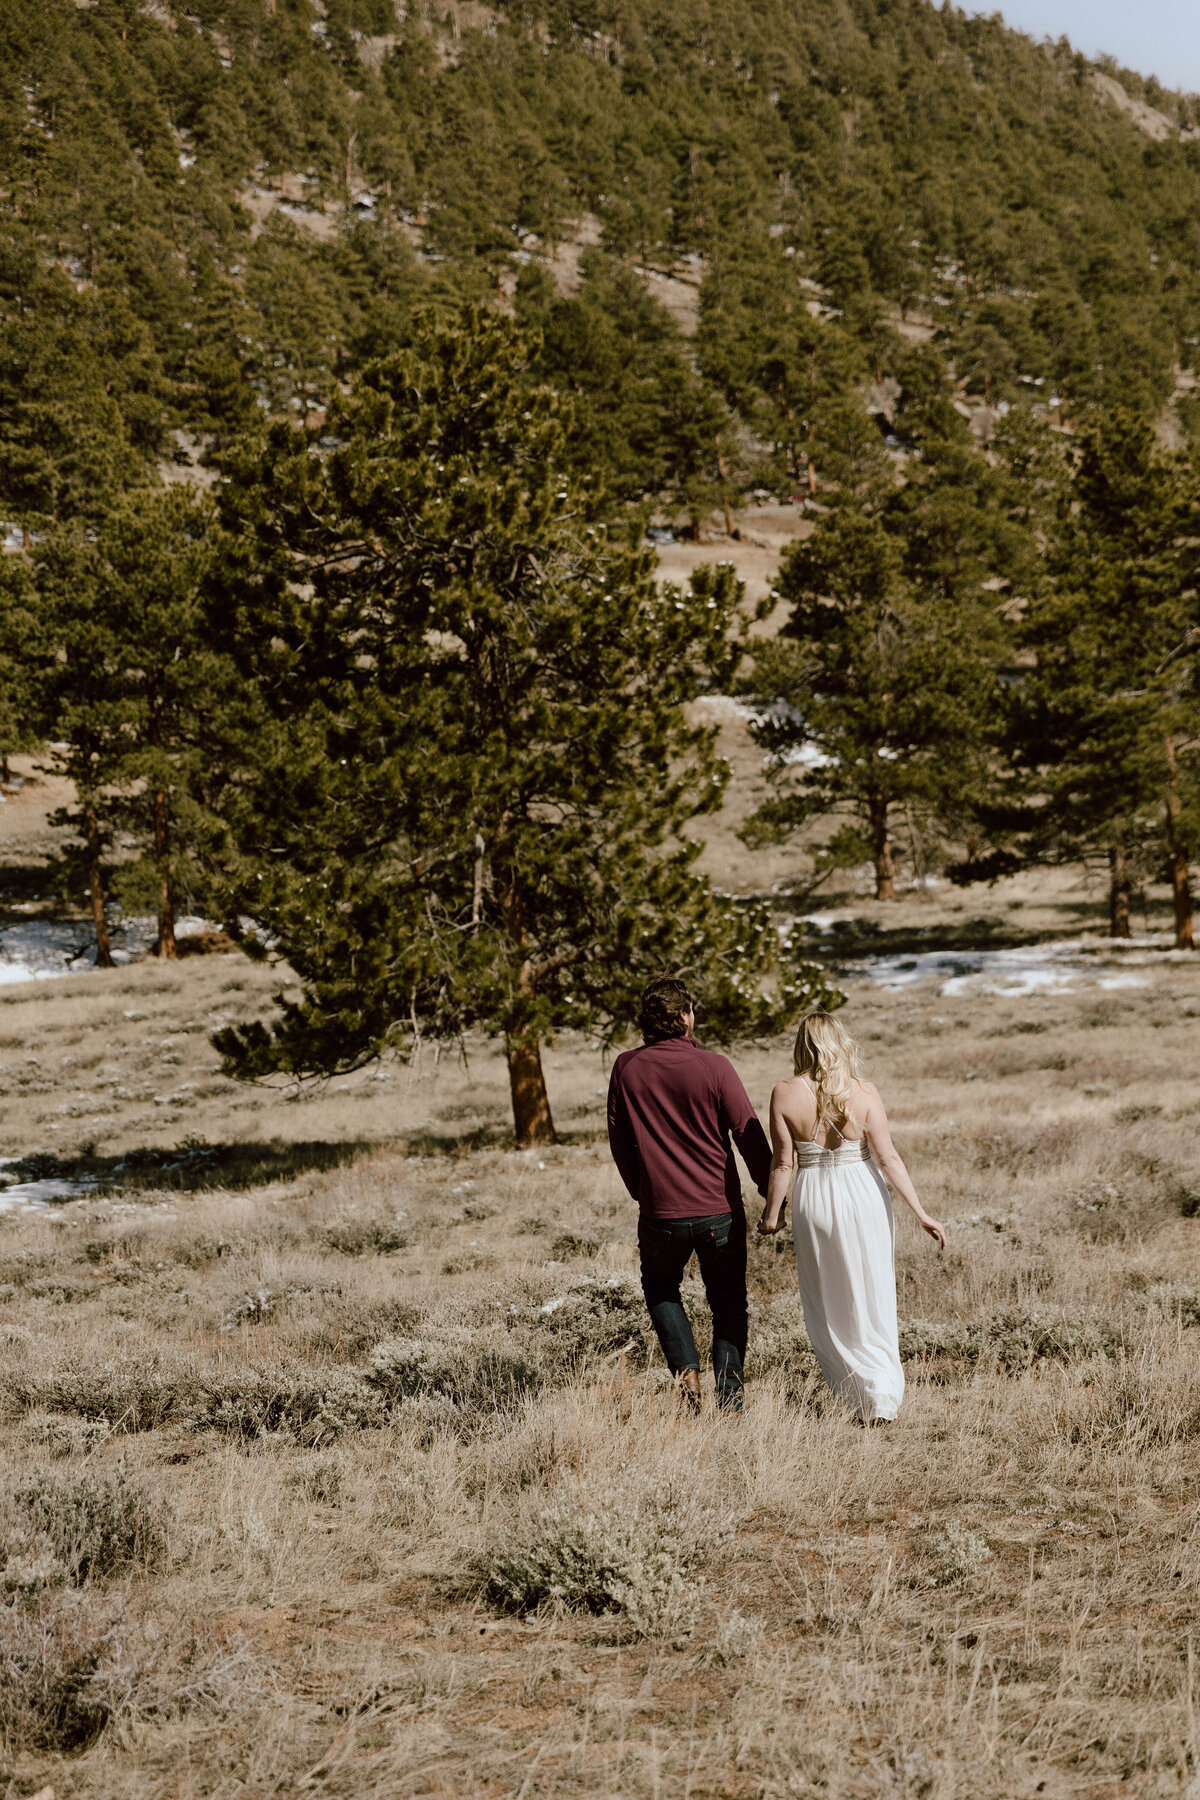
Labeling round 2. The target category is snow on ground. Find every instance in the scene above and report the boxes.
[839,934,1180,997]
[0,916,215,985]
[692,694,830,765]
[0,1159,97,1213]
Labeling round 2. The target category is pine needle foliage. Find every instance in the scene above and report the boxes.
[211,307,837,1141]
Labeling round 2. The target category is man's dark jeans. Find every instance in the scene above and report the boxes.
[638,1210,748,1410]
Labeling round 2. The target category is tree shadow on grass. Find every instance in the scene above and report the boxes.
[5,1138,378,1197]
[8,1124,612,1197]
[401,1125,607,1157]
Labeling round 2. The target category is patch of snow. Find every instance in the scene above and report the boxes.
[0,915,219,984]
[0,1159,97,1213]
[849,936,1171,997]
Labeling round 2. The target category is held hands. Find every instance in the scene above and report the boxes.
[757,1205,786,1237]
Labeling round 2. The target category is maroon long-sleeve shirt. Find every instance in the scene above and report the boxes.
[606,1035,772,1221]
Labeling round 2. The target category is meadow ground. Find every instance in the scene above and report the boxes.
[0,904,1195,1798]
[0,593,1199,1796]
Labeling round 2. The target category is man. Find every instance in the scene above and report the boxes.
[607,975,771,1412]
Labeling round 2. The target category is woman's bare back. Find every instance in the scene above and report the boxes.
[773,1074,873,1149]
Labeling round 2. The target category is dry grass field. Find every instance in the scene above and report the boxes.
[1,652,1200,1796]
[0,914,1196,1797]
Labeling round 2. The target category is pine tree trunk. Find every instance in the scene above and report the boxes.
[498,859,556,1145]
[505,1030,556,1146]
[1165,736,1194,950]
[1109,827,1132,939]
[870,800,896,901]
[85,806,113,969]
[153,788,178,960]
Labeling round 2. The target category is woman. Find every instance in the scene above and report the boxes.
[758,1010,945,1422]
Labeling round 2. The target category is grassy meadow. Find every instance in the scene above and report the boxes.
[0,710,1199,1796]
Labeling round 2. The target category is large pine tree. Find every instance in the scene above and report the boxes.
[210,308,835,1143]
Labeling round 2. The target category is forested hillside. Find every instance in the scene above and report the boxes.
[6,0,1200,529]
[7,0,1200,1141]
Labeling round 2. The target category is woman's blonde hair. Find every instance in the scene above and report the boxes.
[793,1010,863,1131]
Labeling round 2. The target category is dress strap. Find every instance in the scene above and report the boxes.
[796,1075,819,1146]
[798,1073,848,1145]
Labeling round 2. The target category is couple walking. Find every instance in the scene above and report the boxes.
[606,977,946,1420]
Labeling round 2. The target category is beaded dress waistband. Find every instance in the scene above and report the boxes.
[793,1138,872,1169]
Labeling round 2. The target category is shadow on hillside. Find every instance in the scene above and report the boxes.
[7,1137,377,1197]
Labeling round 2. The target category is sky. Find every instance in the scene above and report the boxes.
[957,2,1200,95]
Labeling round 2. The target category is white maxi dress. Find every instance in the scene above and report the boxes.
[790,1090,904,1422]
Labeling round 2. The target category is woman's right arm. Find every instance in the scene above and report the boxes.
[758,1084,796,1235]
[863,1083,946,1250]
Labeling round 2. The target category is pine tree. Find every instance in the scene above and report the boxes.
[31,488,228,961]
[210,308,836,1144]
[1017,411,1200,943]
[744,505,1007,899]
[0,555,42,788]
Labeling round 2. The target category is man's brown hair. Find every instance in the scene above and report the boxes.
[639,976,693,1043]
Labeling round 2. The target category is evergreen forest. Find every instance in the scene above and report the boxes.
[5,0,1200,1139]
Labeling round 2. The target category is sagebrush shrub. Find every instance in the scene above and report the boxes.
[10,1467,165,1583]
[898,1308,1125,1373]
[751,1293,823,1397]
[293,1453,343,1503]
[526,1274,649,1367]
[550,1231,603,1261]
[321,1210,411,1255]
[19,1412,111,1460]
[368,1328,545,1413]
[475,1495,725,1639]
[927,1524,992,1587]
[0,1597,268,1755]
[0,1597,114,1751]
[700,1610,765,1666]
[196,1366,385,1441]
[1143,1284,1200,1328]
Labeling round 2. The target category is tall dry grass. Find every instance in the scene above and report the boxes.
[0,931,1194,1793]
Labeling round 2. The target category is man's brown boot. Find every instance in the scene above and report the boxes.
[678,1368,702,1415]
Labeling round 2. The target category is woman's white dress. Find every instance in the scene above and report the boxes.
[790,1129,904,1422]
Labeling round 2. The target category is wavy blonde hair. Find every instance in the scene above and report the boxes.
[793,1010,864,1132]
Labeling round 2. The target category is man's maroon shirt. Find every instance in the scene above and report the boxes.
[606,1035,772,1221]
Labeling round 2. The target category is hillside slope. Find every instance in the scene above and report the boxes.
[5,0,1200,529]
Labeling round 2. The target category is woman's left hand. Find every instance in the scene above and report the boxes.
[757,1210,784,1237]
[919,1213,947,1251]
